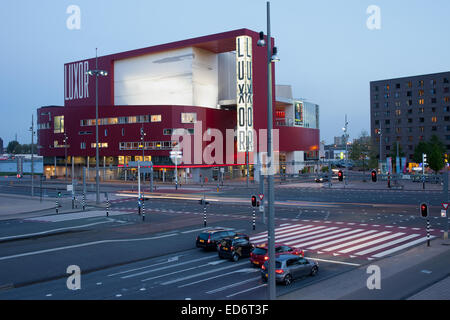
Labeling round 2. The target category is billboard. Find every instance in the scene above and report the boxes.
[294,101,303,126]
[236,36,253,152]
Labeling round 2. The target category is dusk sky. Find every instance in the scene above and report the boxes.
[1,0,450,146]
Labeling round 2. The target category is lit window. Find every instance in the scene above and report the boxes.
[91,143,108,148]
[80,142,86,150]
[419,99,425,105]
[432,117,437,123]
[181,113,197,123]
[54,116,64,133]
[151,115,162,122]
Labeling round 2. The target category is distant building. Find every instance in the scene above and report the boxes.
[370,71,450,162]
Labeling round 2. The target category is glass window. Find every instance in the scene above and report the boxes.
[54,116,64,133]
[151,115,162,122]
[181,113,197,124]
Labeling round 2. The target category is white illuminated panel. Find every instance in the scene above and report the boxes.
[236,36,253,152]
[114,47,218,108]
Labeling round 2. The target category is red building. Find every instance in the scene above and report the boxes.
[37,29,319,181]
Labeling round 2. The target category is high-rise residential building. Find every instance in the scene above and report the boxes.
[370,71,450,162]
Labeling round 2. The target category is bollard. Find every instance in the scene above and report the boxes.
[203,205,207,227]
[106,198,110,217]
[56,199,59,214]
[142,198,145,221]
[253,208,256,231]
[427,219,430,247]
[82,193,86,211]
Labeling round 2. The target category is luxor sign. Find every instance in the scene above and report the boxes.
[236,36,253,153]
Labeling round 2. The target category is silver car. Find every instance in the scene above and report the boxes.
[261,254,319,286]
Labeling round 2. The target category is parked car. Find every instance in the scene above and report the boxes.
[315,175,329,183]
[218,234,253,262]
[250,243,304,267]
[261,254,319,286]
[196,229,240,250]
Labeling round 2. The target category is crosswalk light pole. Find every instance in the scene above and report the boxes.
[257,1,278,300]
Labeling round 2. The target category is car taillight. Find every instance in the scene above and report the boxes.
[275,269,284,274]
[261,265,266,270]
[230,246,234,251]
[207,235,211,243]
[264,256,269,261]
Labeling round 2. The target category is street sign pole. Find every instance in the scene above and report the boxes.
[443,172,449,240]
[427,218,430,247]
[138,162,141,215]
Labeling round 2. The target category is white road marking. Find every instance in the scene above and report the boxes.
[206,277,260,294]
[0,220,114,241]
[322,231,391,252]
[226,284,267,298]
[372,236,435,258]
[307,230,378,250]
[283,228,349,247]
[250,225,313,241]
[286,228,362,248]
[252,226,329,244]
[152,261,248,284]
[338,233,405,254]
[354,234,420,256]
[0,233,178,262]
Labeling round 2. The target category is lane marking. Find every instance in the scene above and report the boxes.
[143,260,246,283]
[252,226,329,244]
[0,233,178,262]
[0,220,114,241]
[250,225,313,241]
[160,261,249,286]
[226,284,267,298]
[206,277,260,294]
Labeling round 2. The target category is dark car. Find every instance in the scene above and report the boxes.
[196,229,238,250]
[261,254,319,286]
[218,234,253,262]
[250,243,304,267]
[315,175,329,183]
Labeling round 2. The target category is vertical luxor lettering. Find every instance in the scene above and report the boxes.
[65,61,90,101]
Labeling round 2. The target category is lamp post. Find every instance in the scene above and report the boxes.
[343,115,349,186]
[87,48,108,204]
[29,114,35,197]
[63,133,68,182]
[257,1,280,300]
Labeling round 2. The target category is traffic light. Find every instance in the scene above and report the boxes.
[251,195,257,207]
[199,199,210,206]
[420,203,428,218]
[423,153,428,166]
[338,170,343,182]
[371,170,377,182]
[57,191,61,197]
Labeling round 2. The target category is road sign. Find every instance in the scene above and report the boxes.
[259,194,264,201]
[442,203,449,210]
[67,185,73,192]
[441,210,447,218]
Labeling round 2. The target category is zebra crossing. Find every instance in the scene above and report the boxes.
[250,222,437,260]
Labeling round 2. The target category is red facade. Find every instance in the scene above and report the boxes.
[38,29,319,166]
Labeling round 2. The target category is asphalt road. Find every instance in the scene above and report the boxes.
[0,179,448,300]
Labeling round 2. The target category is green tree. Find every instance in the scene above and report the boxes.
[6,141,21,154]
[412,141,430,164]
[427,135,445,173]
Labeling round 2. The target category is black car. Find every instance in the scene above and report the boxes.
[196,229,238,250]
[218,234,253,262]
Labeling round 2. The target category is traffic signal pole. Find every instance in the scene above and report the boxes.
[443,172,449,240]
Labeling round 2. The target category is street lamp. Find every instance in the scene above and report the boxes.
[29,114,35,197]
[63,133,68,182]
[86,48,108,204]
[257,1,280,300]
[342,115,349,186]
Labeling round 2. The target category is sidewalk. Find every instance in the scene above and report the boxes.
[0,194,90,221]
[279,238,450,300]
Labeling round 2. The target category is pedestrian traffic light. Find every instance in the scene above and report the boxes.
[199,199,209,206]
[338,170,343,182]
[420,203,428,218]
[371,170,377,182]
[251,195,257,207]
[58,191,61,197]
